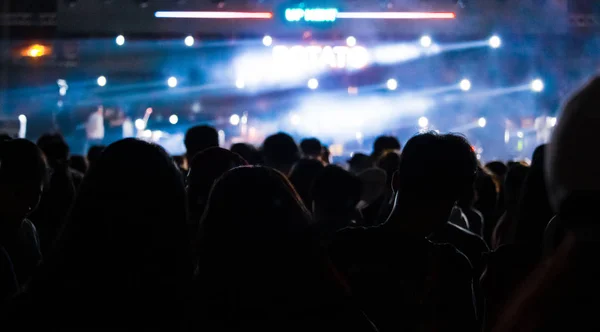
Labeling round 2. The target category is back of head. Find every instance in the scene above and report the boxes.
[288,159,325,208]
[372,135,401,159]
[485,161,508,181]
[187,147,247,224]
[358,167,387,204]
[377,150,401,187]
[54,138,189,294]
[201,166,311,249]
[398,132,477,203]
[348,153,372,175]
[230,143,262,165]
[184,125,219,160]
[299,138,322,158]
[546,77,600,216]
[262,132,300,174]
[86,145,105,168]
[0,139,47,224]
[37,133,69,167]
[69,155,87,174]
[312,165,361,216]
[504,164,530,209]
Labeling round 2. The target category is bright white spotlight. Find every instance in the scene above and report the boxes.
[290,114,301,126]
[420,35,432,48]
[355,131,363,140]
[184,36,194,46]
[307,78,319,90]
[418,116,429,128]
[97,76,107,87]
[489,35,501,49]
[169,114,179,125]
[134,118,145,130]
[531,79,544,92]
[346,36,357,47]
[262,35,273,46]
[548,116,557,127]
[167,76,178,88]
[235,79,245,89]
[116,35,125,46]
[517,131,524,138]
[59,87,67,96]
[18,114,26,122]
[230,114,240,126]
[460,79,472,91]
[478,117,487,128]
[386,78,398,91]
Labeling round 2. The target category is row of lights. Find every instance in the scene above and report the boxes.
[95,75,179,88]
[417,116,487,129]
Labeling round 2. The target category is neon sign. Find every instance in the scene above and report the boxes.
[272,45,369,69]
[285,8,338,22]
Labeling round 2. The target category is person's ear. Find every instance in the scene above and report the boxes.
[391,170,400,193]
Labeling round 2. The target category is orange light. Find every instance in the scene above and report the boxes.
[21,44,50,58]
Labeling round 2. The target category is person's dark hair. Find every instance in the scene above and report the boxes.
[184,125,219,160]
[397,132,476,202]
[262,132,300,174]
[377,151,401,187]
[300,138,322,158]
[86,145,105,169]
[187,147,247,229]
[28,139,191,327]
[37,133,69,168]
[312,165,362,216]
[69,155,87,174]
[0,133,13,142]
[372,135,401,159]
[288,159,325,208]
[485,161,508,180]
[504,164,530,211]
[230,143,262,165]
[0,139,48,223]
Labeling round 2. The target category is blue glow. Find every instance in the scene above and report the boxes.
[285,8,338,22]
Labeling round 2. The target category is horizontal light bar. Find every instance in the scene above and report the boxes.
[154,11,273,19]
[336,12,455,19]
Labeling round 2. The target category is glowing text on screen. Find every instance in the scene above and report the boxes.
[272,45,369,69]
[285,8,338,22]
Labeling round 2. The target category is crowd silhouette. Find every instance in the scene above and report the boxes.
[0,76,599,331]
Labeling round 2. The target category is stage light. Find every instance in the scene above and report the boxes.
[135,119,145,130]
[336,12,455,19]
[230,114,240,126]
[420,35,432,48]
[97,76,107,87]
[22,44,50,58]
[517,131,524,138]
[549,116,557,127]
[355,131,363,140]
[478,117,487,128]
[531,79,544,92]
[418,116,429,128]
[308,78,319,90]
[116,35,125,46]
[18,114,26,122]
[184,36,194,46]
[169,114,179,125]
[460,79,471,91]
[489,35,501,49]
[155,11,273,19]
[386,78,398,91]
[59,87,67,96]
[346,36,357,47]
[262,35,273,46]
[290,113,301,126]
[235,79,245,89]
[167,76,178,88]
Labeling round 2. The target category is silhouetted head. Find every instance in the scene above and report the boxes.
[53,138,190,298]
[230,143,262,165]
[358,168,387,205]
[504,163,530,210]
[184,125,219,161]
[392,132,477,233]
[377,150,401,188]
[200,166,311,254]
[86,145,105,169]
[347,153,372,175]
[312,165,361,222]
[262,132,300,175]
[37,133,70,168]
[321,145,331,165]
[187,147,247,226]
[288,158,325,208]
[0,133,13,142]
[372,135,401,159]
[69,155,87,174]
[300,138,322,159]
[485,161,508,181]
[0,139,47,229]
